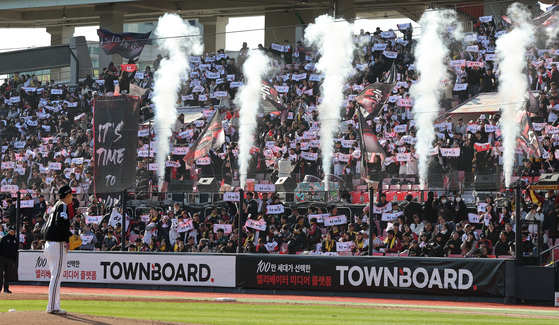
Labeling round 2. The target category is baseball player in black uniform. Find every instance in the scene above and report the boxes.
[44,185,74,315]
[0,225,18,293]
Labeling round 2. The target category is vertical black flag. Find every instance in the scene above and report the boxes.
[385,62,397,84]
[183,111,225,169]
[357,107,386,172]
[517,108,544,157]
[93,96,140,193]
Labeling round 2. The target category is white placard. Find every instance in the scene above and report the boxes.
[308,213,329,223]
[214,91,228,97]
[373,204,392,214]
[381,211,403,222]
[468,213,480,224]
[372,43,388,51]
[86,215,103,224]
[245,219,267,231]
[48,162,62,170]
[254,184,276,192]
[271,43,287,52]
[449,60,466,67]
[467,61,484,68]
[440,148,461,157]
[396,153,411,162]
[19,200,34,208]
[172,147,189,155]
[301,152,318,161]
[1,161,14,169]
[380,31,395,38]
[223,192,240,202]
[177,220,194,233]
[467,123,481,133]
[336,242,353,252]
[213,224,232,235]
[397,98,413,107]
[393,125,407,133]
[453,83,468,91]
[382,51,398,59]
[266,204,285,214]
[466,45,479,53]
[196,157,211,165]
[323,215,348,226]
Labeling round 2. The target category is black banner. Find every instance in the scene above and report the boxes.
[354,82,396,116]
[93,96,140,193]
[261,80,286,114]
[357,107,386,167]
[237,255,506,297]
[97,29,152,59]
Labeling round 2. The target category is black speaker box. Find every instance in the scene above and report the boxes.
[275,177,297,192]
[474,174,499,191]
[197,177,220,192]
[537,173,559,184]
[169,180,194,192]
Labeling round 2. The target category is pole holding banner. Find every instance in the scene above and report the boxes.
[368,186,374,256]
[515,183,522,261]
[238,189,244,253]
[15,191,21,267]
[121,189,127,252]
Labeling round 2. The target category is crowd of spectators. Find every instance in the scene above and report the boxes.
[1,8,559,259]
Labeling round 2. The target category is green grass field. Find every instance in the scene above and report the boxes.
[0,300,557,324]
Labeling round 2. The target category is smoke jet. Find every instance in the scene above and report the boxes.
[305,15,355,189]
[410,9,457,189]
[496,3,535,187]
[234,50,271,188]
[152,13,203,190]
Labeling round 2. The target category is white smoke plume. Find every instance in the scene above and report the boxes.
[410,9,457,189]
[234,50,271,188]
[152,13,203,190]
[496,3,534,187]
[305,15,355,189]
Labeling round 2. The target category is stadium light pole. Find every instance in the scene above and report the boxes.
[238,189,244,253]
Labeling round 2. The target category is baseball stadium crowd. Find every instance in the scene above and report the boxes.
[0,7,559,260]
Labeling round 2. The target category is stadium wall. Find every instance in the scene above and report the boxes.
[16,251,558,302]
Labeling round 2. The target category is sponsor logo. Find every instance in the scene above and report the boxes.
[256,260,271,273]
[100,262,212,282]
[336,266,473,290]
[36,256,48,268]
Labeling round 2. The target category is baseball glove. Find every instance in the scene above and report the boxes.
[69,234,82,251]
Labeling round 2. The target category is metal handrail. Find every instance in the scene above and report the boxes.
[540,242,559,255]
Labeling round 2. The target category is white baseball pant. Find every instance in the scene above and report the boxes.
[44,241,67,313]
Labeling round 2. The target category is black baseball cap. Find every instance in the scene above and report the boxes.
[8,225,16,231]
[58,185,73,196]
